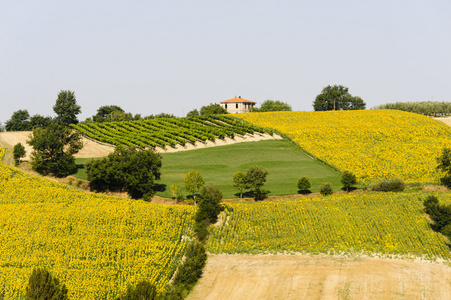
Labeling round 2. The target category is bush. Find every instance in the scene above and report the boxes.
[423,195,451,232]
[173,242,207,289]
[87,147,162,199]
[341,171,357,191]
[370,178,405,192]
[118,280,157,300]
[297,176,311,194]
[194,220,210,242]
[195,185,223,224]
[441,224,451,239]
[13,143,26,166]
[245,166,269,200]
[320,182,333,196]
[437,147,451,188]
[26,268,68,300]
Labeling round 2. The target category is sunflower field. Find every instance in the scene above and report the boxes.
[208,192,450,259]
[0,159,195,299]
[236,110,451,184]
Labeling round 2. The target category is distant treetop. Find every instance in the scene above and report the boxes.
[313,85,366,111]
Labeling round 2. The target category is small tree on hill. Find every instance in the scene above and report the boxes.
[320,182,333,196]
[256,100,292,112]
[53,90,81,125]
[13,143,26,166]
[184,170,205,205]
[170,183,184,204]
[233,171,247,201]
[245,166,269,200]
[195,185,223,224]
[297,176,311,194]
[437,147,451,188]
[26,268,68,300]
[341,171,357,191]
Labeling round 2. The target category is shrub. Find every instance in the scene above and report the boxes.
[245,166,269,200]
[170,183,184,203]
[26,268,68,300]
[437,147,451,188]
[370,178,405,192]
[297,176,311,194]
[195,185,223,224]
[320,182,333,196]
[173,242,207,289]
[341,171,357,191]
[423,195,451,232]
[194,219,210,242]
[118,280,157,300]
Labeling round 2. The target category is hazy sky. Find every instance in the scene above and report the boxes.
[1,0,450,123]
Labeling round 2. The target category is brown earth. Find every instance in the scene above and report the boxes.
[188,254,451,300]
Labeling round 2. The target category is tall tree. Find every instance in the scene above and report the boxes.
[184,170,205,205]
[244,166,269,200]
[5,109,32,131]
[313,85,366,111]
[27,123,83,177]
[30,114,53,128]
[53,90,81,124]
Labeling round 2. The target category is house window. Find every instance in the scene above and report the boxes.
[236,104,238,109]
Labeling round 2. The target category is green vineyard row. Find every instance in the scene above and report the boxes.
[70,115,272,149]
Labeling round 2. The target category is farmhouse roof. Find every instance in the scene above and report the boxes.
[220,96,256,104]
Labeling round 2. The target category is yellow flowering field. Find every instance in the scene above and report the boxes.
[0,159,195,299]
[208,192,450,259]
[236,110,451,184]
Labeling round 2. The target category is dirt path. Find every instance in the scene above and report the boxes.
[188,254,451,300]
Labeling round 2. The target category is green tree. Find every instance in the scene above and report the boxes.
[245,166,269,200]
[184,170,205,205]
[119,280,157,300]
[297,176,311,194]
[313,85,366,111]
[341,171,357,191]
[87,147,162,200]
[172,242,207,289]
[30,114,53,128]
[186,109,200,117]
[5,109,32,131]
[320,182,333,196]
[92,105,125,122]
[233,171,247,201]
[0,122,4,132]
[13,143,26,166]
[195,185,223,224]
[256,100,292,112]
[437,147,451,188]
[53,90,81,124]
[200,103,228,115]
[27,123,83,177]
[170,183,184,203]
[26,268,68,300]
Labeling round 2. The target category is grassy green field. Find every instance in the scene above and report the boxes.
[75,139,343,199]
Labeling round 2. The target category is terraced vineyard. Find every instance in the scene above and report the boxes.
[209,192,451,259]
[71,115,271,149]
[0,148,195,299]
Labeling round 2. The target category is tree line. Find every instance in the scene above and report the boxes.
[373,101,451,116]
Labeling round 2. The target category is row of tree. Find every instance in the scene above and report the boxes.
[374,101,451,116]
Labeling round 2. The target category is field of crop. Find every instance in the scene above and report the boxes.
[208,191,450,259]
[236,110,451,184]
[0,156,195,299]
[71,115,270,149]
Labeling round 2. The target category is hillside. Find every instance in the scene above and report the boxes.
[0,155,195,299]
[237,110,451,184]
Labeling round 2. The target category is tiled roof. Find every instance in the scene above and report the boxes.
[220,97,256,104]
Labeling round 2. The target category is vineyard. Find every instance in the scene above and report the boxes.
[237,110,451,184]
[71,115,271,149]
[0,153,195,299]
[208,191,451,259]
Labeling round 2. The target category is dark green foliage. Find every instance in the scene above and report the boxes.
[30,114,53,128]
[423,195,451,233]
[27,123,83,177]
[92,105,126,122]
[26,267,68,300]
[195,185,223,224]
[313,85,366,111]
[256,100,292,112]
[194,219,210,242]
[199,103,228,115]
[437,147,451,188]
[297,176,311,194]
[320,182,333,196]
[117,280,157,300]
[245,166,269,200]
[13,143,26,166]
[173,242,207,288]
[86,147,162,199]
[370,178,405,192]
[341,171,357,191]
[186,109,200,117]
[5,109,32,131]
[53,90,81,125]
[374,101,451,116]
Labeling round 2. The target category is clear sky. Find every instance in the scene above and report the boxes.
[1,0,450,123]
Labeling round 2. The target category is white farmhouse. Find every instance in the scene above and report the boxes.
[220,96,256,114]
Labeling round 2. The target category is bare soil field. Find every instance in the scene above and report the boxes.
[188,254,451,300]
[434,117,451,127]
